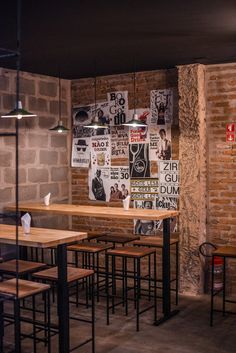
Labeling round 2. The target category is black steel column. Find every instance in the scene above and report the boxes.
[57,244,69,353]
[155,217,179,325]
[162,217,171,315]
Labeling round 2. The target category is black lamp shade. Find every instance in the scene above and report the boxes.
[50,120,69,133]
[1,101,36,119]
[83,115,108,129]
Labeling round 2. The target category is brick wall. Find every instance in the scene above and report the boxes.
[0,67,71,237]
[71,69,179,234]
[206,63,236,292]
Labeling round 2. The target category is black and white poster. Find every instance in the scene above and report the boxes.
[71,137,90,168]
[158,160,179,197]
[89,167,109,201]
[111,126,129,159]
[134,200,156,236]
[150,89,173,125]
[156,196,178,232]
[129,143,150,178]
[72,102,110,138]
[109,167,130,201]
[130,178,159,201]
[149,125,172,161]
[89,166,130,202]
[108,91,129,126]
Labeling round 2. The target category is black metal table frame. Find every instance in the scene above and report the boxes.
[4,213,178,352]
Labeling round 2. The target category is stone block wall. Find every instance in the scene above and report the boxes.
[0,67,71,234]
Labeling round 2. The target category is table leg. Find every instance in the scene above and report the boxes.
[57,244,69,353]
[155,218,179,325]
[0,299,4,351]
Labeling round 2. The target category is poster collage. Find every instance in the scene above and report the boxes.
[71,89,179,235]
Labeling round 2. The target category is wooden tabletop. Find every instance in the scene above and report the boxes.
[0,224,87,248]
[6,202,179,221]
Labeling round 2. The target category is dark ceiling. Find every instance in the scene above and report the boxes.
[1,0,236,79]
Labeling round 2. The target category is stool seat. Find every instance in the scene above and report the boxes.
[0,259,47,275]
[213,246,236,258]
[97,234,139,244]
[132,236,179,247]
[87,231,108,240]
[33,266,94,283]
[107,246,155,258]
[68,242,113,253]
[0,278,50,299]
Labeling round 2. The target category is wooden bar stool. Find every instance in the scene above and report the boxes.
[40,231,107,266]
[0,278,51,353]
[105,247,157,331]
[97,234,139,248]
[68,242,113,301]
[0,259,47,279]
[132,235,179,306]
[33,266,95,353]
[84,230,108,242]
[210,246,236,326]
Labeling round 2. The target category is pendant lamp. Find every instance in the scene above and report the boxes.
[122,70,147,127]
[83,76,108,130]
[1,100,36,119]
[50,73,69,133]
[1,4,36,120]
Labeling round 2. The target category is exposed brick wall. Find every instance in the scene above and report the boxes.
[71,69,179,233]
[0,67,71,233]
[206,63,236,292]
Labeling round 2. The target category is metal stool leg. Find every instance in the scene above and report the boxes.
[154,252,157,322]
[223,256,226,316]
[125,257,128,316]
[96,253,100,302]
[210,255,215,326]
[91,275,95,353]
[112,255,115,314]
[14,298,21,353]
[175,242,179,306]
[148,253,151,301]
[136,258,141,332]
[0,300,4,352]
[47,290,51,353]
[32,295,37,353]
[106,253,110,325]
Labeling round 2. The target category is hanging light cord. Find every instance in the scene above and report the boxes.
[15,0,21,301]
[94,75,97,111]
[94,58,97,118]
[133,58,136,115]
[134,71,136,114]
[59,72,61,122]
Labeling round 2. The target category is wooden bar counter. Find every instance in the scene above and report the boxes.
[6,202,178,221]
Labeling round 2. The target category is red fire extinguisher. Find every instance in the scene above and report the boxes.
[199,242,223,293]
[210,257,224,291]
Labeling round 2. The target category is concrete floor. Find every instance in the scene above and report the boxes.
[3,293,236,353]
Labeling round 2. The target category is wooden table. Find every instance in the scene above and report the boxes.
[7,202,178,220]
[0,223,87,353]
[6,203,179,343]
